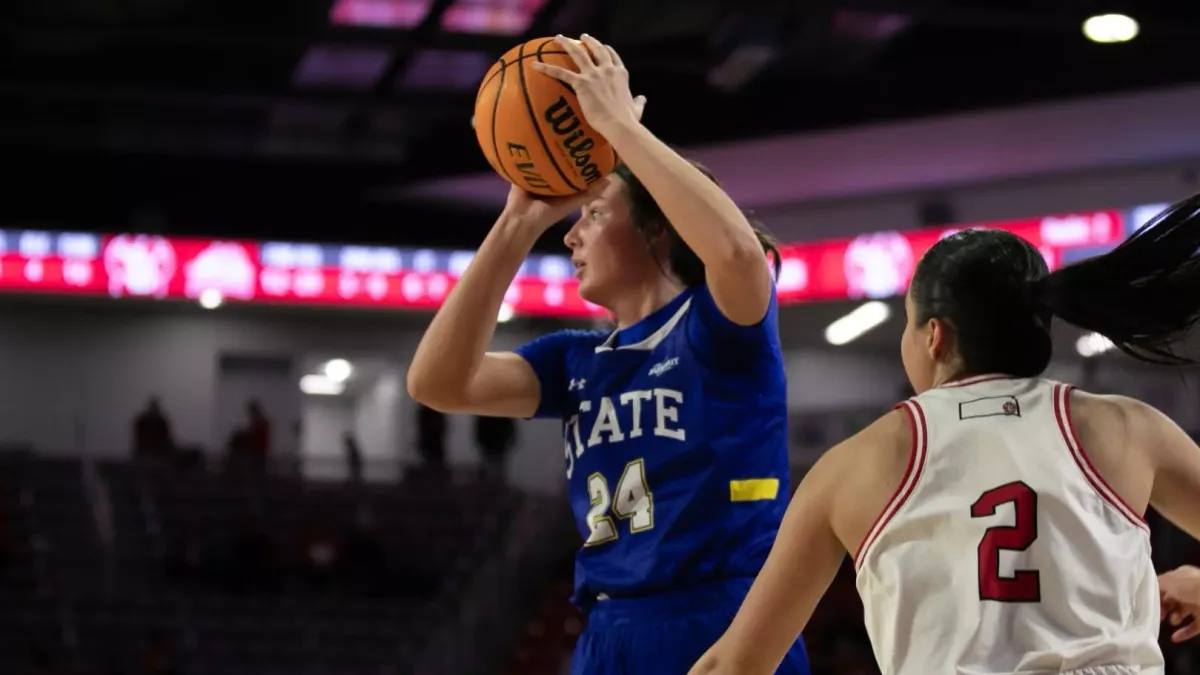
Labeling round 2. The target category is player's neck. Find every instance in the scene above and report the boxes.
[928,362,968,389]
[609,278,686,330]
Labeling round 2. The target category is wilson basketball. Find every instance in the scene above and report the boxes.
[474,37,617,197]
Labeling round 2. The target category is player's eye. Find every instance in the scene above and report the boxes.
[589,209,602,220]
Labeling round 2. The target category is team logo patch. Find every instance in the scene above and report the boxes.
[958,395,1022,420]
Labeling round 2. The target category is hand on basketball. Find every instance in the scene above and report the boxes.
[501,176,610,234]
[532,34,645,139]
[1159,565,1200,643]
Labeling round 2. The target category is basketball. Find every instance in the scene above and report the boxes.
[474,37,617,197]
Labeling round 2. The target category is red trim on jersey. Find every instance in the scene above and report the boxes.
[853,400,929,570]
[1052,383,1149,532]
[939,373,1016,389]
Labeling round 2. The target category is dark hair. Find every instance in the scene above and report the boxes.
[611,161,781,287]
[910,193,1200,377]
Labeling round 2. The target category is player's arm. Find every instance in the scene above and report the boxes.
[533,35,771,325]
[406,214,548,418]
[1137,398,1200,541]
[689,439,853,675]
[604,120,773,326]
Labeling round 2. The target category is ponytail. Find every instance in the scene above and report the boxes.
[910,193,1200,378]
[1035,193,1200,365]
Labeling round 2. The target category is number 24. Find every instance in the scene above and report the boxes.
[585,459,654,546]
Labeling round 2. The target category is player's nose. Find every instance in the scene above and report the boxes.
[563,218,584,250]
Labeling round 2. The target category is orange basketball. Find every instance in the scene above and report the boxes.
[474,37,617,197]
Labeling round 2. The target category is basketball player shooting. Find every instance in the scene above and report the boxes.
[689,194,1200,675]
[408,34,809,675]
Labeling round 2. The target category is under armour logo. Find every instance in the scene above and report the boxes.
[568,378,586,391]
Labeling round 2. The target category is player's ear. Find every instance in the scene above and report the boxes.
[926,317,952,361]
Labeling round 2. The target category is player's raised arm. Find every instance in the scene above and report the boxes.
[533,34,774,327]
[406,186,595,418]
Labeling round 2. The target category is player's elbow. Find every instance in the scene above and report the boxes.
[405,368,463,413]
[705,246,775,325]
[688,651,723,675]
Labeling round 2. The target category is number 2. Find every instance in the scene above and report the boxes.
[971,481,1041,603]
[584,459,654,546]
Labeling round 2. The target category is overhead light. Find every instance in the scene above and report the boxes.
[300,374,344,396]
[198,289,224,309]
[825,301,891,346]
[497,302,515,323]
[1131,203,1169,228]
[323,358,353,383]
[1076,332,1115,358]
[1083,14,1139,44]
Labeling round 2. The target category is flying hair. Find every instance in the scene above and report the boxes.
[1036,192,1200,365]
[910,193,1200,377]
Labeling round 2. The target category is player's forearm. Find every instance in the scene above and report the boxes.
[407,215,540,404]
[605,119,764,269]
[688,647,765,675]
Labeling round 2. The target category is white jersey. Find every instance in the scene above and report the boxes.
[854,375,1164,675]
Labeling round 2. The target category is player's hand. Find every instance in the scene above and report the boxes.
[532,34,645,140]
[500,178,608,234]
[1159,565,1200,643]
[469,89,643,132]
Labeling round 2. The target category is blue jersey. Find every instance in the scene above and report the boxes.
[515,283,790,610]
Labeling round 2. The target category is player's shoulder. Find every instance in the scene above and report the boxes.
[528,327,611,359]
[802,408,913,533]
[1069,387,1149,416]
[820,407,911,475]
[1068,387,1174,444]
[527,327,608,347]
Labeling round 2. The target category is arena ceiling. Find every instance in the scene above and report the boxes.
[2,0,1197,251]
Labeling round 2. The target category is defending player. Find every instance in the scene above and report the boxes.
[690,194,1200,675]
[408,34,809,674]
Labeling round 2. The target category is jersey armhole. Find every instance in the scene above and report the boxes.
[1051,383,1149,533]
[852,400,930,571]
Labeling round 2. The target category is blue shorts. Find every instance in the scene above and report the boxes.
[570,578,810,675]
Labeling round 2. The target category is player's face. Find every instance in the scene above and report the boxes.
[563,176,658,306]
[901,290,935,393]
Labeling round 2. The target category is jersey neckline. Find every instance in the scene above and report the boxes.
[603,288,694,349]
[936,373,1017,389]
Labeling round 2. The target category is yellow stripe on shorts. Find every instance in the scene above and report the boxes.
[729,478,780,502]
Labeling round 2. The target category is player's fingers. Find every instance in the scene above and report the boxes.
[1163,602,1179,621]
[1172,619,1200,643]
[531,61,581,86]
[544,177,610,215]
[580,34,611,67]
[604,44,625,69]
[554,34,593,71]
[470,115,476,130]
